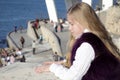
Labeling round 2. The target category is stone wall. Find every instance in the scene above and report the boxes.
[27,21,63,56]
[105,6,120,35]
[27,21,38,40]
[102,6,120,50]
[40,26,63,56]
[6,32,19,50]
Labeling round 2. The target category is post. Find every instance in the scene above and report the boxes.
[45,0,59,23]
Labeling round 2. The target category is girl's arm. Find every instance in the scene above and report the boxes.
[49,42,95,80]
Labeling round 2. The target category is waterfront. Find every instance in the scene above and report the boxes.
[0,0,67,48]
[0,1,120,79]
[0,0,118,48]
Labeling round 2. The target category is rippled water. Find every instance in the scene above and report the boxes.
[0,0,67,48]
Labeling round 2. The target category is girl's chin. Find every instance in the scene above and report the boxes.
[72,35,76,38]
[71,33,77,38]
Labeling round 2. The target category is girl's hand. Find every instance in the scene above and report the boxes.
[43,61,54,65]
[35,60,64,73]
[43,61,64,65]
[35,65,50,73]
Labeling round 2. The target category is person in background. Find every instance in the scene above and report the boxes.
[20,36,25,48]
[14,26,17,33]
[53,22,58,32]
[10,54,15,64]
[35,2,120,80]
[0,49,7,66]
[34,19,39,29]
[6,54,10,65]
[15,48,22,59]
[32,40,36,55]
[38,34,43,44]
[20,54,26,62]
[15,48,25,62]
[53,52,59,61]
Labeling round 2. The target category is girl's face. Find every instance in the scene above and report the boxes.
[68,16,85,38]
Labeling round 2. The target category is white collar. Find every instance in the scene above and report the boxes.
[75,29,89,39]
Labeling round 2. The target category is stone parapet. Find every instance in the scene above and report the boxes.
[6,31,19,50]
[27,20,63,56]
[27,21,38,40]
[105,6,120,35]
[40,26,63,56]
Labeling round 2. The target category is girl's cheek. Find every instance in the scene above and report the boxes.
[68,26,72,31]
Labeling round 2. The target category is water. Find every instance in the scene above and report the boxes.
[0,0,67,48]
[1,0,116,48]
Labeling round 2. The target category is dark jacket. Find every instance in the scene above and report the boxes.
[70,33,120,80]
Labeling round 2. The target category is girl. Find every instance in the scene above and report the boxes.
[35,2,120,80]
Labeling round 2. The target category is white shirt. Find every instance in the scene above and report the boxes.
[16,51,22,55]
[16,50,22,58]
[32,41,36,48]
[49,30,95,80]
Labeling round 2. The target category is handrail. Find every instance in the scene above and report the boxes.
[6,31,20,50]
[32,26,39,39]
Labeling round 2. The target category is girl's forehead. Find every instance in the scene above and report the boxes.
[68,17,77,24]
[67,18,74,24]
[67,15,73,21]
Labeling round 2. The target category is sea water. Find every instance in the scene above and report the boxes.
[0,0,67,48]
[1,0,115,48]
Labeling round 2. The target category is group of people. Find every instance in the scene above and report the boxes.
[0,48,25,67]
[35,2,120,80]
[0,48,15,66]
[19,32,43,55]
[52,21,64,32]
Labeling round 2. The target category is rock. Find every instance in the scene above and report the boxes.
[105,6,120,35]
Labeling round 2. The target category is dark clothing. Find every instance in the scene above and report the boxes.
[20,37,25,48]
[53,54,59,61]
[70,33,120,80]
[33,48,36,55]
[54,22,58,32]
[34,19,39,29]
[20,55,26,62]
[14,26,17,33]
[39,35,43,44]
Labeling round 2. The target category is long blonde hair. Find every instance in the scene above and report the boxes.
[67,2,120,60]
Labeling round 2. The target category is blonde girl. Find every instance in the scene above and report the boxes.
[35,2,120,80]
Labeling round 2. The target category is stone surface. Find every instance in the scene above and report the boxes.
[105,6,120,35]
[1,5,120,80]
